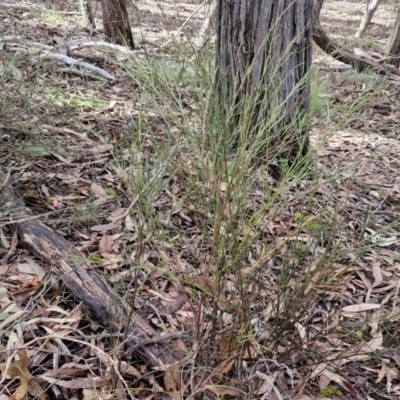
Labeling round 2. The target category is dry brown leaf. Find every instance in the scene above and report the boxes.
[164,369,181,398]
[372,262,383,287]
[208,385,242,397]
[314,365,357,398]
[394,353,400,368]
[218,359,235,376]
[319,373,331,390]
[119,362,142,379]
[39,363,90,378]
[0,350,47,400]
[341,303,381,312]
[91,182,108,197]
[191,276,228,310]
[91,222,120,232]
[359,332,383,353]
[99,233,119,253]
[219,335,239,360]
[82,389,103,400]
[40,376,111,389]
[376,362,387,383]
[324,310,340,331]
[125,215,135,231]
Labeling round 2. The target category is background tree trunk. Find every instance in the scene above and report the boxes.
[354,0,382,38]
[215,0,313,178]
[79,0,96,31]
[314,0,325,21]
[100,0,135,49]
[387,3,400,67]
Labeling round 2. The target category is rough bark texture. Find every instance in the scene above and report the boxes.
[215,0,313,178]
[387,3,400,68]
[314,0,325,21]
[79,0,96,30]
[0,181,215,400]
[100,0,134,49]
[354,0,382,38]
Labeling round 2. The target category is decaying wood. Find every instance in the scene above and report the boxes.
[0,36,118,81]
[0,181,216,400]
[313,17,400,77]
[1,2,43,11]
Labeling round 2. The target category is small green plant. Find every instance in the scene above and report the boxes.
[44,87,106,110]
[74,200,99,225]
[42,9,63,23]
[105,188,118,196]
[318,385,343,398]
[91,254,103,263]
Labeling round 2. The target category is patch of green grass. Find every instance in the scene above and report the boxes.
[109,37,399,396]
[42,9,64,23]
[73,199,100,225]
[318,385,343,398]
[44,86,106,110]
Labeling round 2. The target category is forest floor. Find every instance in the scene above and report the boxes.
[1,1,400,400]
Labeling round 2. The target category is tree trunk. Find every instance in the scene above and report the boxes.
[100,0,135,49]
[314,0,325,21]
[387,3,400,68]
[79,0,96,31]
[354,0,382,38]
[215,0,313,179]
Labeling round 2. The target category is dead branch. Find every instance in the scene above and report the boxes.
[354,0,382,38]
[0,2,43,11]
[67,39,137,55]
[37,52,117,81]
[312,17,400,77]
[314,0,325,21]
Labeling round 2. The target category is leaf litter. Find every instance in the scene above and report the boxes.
[1,0,400,399]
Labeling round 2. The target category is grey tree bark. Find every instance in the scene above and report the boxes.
[314,0,325,21]
[79,0,96,31]
[387,3,400,68]
[354,0,382,38]
[100,0,135,49]
[215,0,313,179]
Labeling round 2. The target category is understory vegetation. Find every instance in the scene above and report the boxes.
[1,1,400,399]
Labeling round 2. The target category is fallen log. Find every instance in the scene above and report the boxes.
[0,179,216,399]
